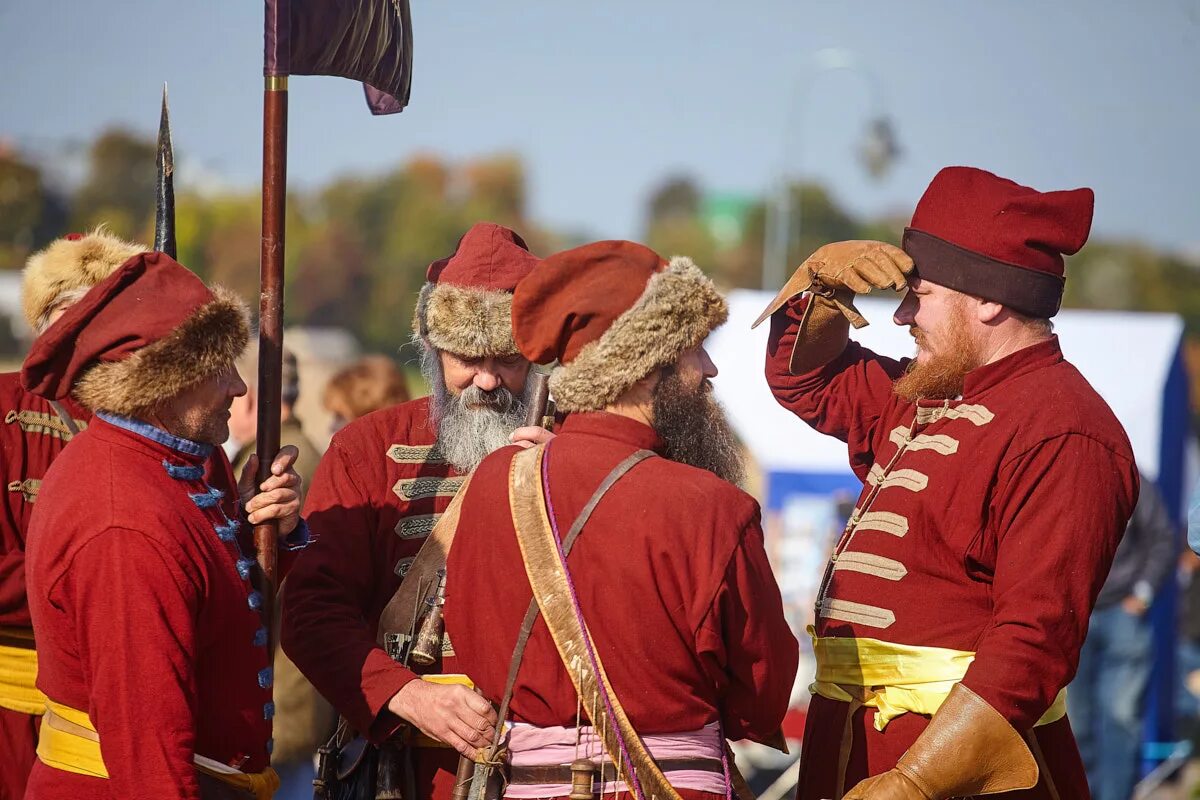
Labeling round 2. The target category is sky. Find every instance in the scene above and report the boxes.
[2,1,1198,255]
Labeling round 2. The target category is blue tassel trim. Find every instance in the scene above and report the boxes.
[215,520,240,542]
[247,591,263,611]
[258,667,273,689]
[253,627,268,647]
[162,460,205,481]
[189,487,225,509]
[237,557,255,581]
[266,739,274,756]
[264,702,275,720]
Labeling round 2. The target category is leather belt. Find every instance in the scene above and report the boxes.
[509,757,723,784]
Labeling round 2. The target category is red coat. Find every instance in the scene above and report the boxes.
[282,397,465,797]
[0,372,90,629]
[765,304,1138,799]
[23,414,297,800]
[443,412,798,752]
[0,371,90,800]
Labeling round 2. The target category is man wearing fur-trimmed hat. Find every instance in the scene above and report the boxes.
[757,167,1138,799]
[20,249,307,800]
[282,223,552,795]
[0,228,201,799]
[438,241,798,800]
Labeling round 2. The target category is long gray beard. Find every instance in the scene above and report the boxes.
[652,368,746,486]
[422,345,530,473]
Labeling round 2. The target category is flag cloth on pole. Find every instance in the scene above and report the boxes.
[264,0,413,115]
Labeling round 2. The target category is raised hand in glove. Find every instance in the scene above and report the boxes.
[753,241,913,375]
[842,684,1038,799]
[752,240,913,330]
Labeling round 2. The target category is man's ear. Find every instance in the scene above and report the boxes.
[975,298,1004,325]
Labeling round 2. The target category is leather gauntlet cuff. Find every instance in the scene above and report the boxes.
[895,683,1038,799]
[785,293,853,375]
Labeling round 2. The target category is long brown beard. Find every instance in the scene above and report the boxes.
[652,368,746,486]
[893,299,983,402]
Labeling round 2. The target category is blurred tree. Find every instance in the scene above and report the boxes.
[0,147,69,270]
[71,129,156,240]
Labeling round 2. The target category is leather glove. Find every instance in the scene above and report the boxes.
[843,684,1039,799]
[751,241,913,330]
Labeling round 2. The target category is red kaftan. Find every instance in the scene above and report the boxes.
[443,412,799,799]
[24,415,291,800]
[766,301,1138,799]
[282,396,466,800]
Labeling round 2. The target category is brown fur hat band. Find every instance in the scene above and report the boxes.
[512,241,728,413]
[22,228,146,332]
[411,222,540,358]
[22,252,249,418]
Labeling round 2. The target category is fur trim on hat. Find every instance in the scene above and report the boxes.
[413,281,517,357]
[73,286,250,417]
[549,256,728,412]
[22,228,146,332]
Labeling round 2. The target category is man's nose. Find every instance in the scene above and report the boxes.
[473,370,501,393]
[893,292,916,326]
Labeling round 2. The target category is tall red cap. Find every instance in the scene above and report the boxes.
[903,166,1094,318]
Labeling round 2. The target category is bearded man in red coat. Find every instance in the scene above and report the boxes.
[20,250,307,800]
[757,167,1139,799]
[442,241,799,800]
[0,229,159,800]
[282,223,552,799]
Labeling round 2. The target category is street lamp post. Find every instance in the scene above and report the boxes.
[762,48,900,291]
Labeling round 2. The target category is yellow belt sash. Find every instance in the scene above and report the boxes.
[809,630,1068,732]
[0,626,45,715]
[37,699,280,800]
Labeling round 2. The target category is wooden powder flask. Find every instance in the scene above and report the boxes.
[451,754,476,800]
[410,569,447,666]
[569,759,595,800]
[524,371,554,431]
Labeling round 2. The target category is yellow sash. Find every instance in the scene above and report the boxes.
[37,699,280,799]
[0,627,45,715]
[809,629,1067,732]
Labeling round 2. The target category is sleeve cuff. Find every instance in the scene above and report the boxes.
[282,519,311,551]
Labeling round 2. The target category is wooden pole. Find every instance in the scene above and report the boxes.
[255,76,288,650]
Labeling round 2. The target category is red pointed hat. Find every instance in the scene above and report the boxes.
[512,240,727,412]
[22,251,249,417]
[902,166,1094,318]
[412,222,540,357]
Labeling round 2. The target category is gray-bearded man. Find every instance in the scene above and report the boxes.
[282,223,549,800]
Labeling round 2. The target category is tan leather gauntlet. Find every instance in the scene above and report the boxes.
[752,241,913,375]
[843,683,1039,799]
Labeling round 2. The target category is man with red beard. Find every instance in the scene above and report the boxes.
[442,241,798,800]
[282,223,551,798]
[0,229,163,800]
[757,166,1139,799]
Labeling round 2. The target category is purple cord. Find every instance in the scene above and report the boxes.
[717,720,733,800]
[540,442,647,800]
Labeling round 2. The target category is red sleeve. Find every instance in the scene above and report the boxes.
[64,530,202,800]
[280,439,416,740]
[765,299,906,479]
[961,434,1139,728]
[695,513,799,742]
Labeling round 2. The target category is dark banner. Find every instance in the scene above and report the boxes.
[265,0,413,115]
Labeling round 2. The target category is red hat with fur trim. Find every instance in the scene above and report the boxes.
[22,252,249,417]
[902,166,1094,318]
[512,240,727,412]
[412,222,540,357]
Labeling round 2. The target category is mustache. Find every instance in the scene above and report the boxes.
[458,384,515,412]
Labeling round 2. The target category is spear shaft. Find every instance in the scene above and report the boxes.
[255,75,288,655]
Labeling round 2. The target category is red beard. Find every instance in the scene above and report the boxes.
[893,300,983,402]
